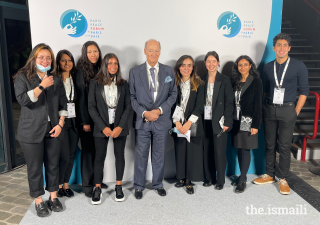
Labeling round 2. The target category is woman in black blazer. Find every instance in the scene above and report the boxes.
[230,55,262,193]
[172,55,204,194]
[74,41,102,197]
[88,53,132,204]
[13,43,67,217]
[54,50,79,198]
[203,51,234,190]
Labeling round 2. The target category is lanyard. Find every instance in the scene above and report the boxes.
[63,77,74,102]
[274,57,290,88]
[235,90,241,106]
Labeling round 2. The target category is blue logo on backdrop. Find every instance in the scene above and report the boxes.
[217,11,241,38]
[60,9,88,38]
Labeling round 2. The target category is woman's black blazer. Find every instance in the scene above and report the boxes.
[232,75,263,131]
[171,80,205,137]
[88,79,132,138]
[203,72,234,134]
[14,73,68,143]
[74,67,98,126]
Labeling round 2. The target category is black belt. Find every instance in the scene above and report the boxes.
[266,101,295,108]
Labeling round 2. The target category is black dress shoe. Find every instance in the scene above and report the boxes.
[203,181,212,187]
[175,180,185,188]
[57,188,65,197]
[231,177,247,186]
[35,202,49,217]
[135,189,143,200]
[47,198,63,212]
[85,192,93,198]
[215,184,224,190]
[101,183,108,189]
[186,185,194,194]
[64,188,74,197]
[156,187,166,196]
[235,180,246,193]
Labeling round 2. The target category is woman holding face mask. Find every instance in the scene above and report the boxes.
[74,41,102,197]
[172,55,204,194]
[202,51,234,190]
[13,43,68,217]
[54,50,79,198]
[88,53,132,204]
[230,55,262,193]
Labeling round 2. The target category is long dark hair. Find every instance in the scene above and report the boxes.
[77,41,102,86]
[13,43,55,82]
[174,55,203,91]
[54,49,77,79]
[231,55,259,91]
[94,53,125,86]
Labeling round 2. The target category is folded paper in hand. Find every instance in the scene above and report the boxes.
[172,127,190,142]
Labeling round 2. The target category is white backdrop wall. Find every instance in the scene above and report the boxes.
[29,0,281,183]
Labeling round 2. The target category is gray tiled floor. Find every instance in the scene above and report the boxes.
[0,166,31,225]
[1,153,320,224]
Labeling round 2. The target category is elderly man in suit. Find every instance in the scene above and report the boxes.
[129,39,177,199]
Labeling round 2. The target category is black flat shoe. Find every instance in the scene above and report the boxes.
[215,184,224,190]
[186,185,194,194]
[47,198,63,212]
[101,183,108,189]
[57,188,65,197]
[156,187,166,196]
[231,177,247,186]
[64,188,74,197]
[175,180,185,188]
[135,189,143,200]
[85,192,93,198]
[235,180,246,193]
[203,181,212,187]
[35,202,49,217]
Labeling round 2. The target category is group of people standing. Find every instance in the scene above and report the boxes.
[14,33,309,218]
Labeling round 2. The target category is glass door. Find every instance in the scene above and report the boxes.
[0,2,30,169]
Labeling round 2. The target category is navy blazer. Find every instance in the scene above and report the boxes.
[88,79,132,137]
[14,73,68,143]
[129,62,177,130]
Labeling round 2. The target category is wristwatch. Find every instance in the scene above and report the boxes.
[38,85,44,91]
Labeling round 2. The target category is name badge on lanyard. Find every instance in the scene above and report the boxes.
[108,108,116,124]
[273,57,290,104]
[67,103,76,118]
[204,106,212,120]
[173,106,183,122]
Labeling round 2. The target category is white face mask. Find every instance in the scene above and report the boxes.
[36,63,51,73]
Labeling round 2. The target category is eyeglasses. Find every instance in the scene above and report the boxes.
[37,57,52,62]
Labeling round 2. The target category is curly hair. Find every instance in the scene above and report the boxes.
[13,43,55,82]
[77,41,102,87]
[54,49,77,79]
[174,55,204,91]
[94,53,125,86]
[231,55,259,91]
[273,33,291,46]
